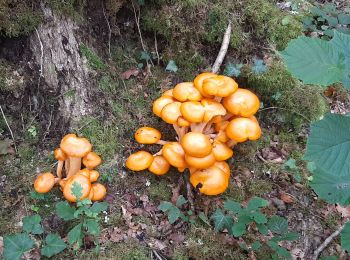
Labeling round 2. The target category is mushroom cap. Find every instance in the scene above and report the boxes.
[215,120,229,132]
[59,179,67,190]
[161,101,182,124]
[90,183,107,201]
[223,88,260,117]
[34,172,55,193]
[177,117,191,127]
[63,174,91,202]
[83,152,102,169]
[190,166,229,195]
[214,161,231,179]
[162,89,174,97]
[201,99,226,122]
[162,142,187,168]
[193,72,216,98]
[60,134,92,158]
[180,101,205,123]
[126,151,154,171]
[226,117,262,142]
[148,155,170,175]
[178,167,186,173]
[89,170,100,182]
[185,152,216,169]
[135,127,161,144]
[212,141,234,161]
[215,130,229,143]
[153,96,174,117]
[202,75,238,97]
[77,168,91,179]
[54,148,67,161]
[173,82,202,102]
[180,132,212,157]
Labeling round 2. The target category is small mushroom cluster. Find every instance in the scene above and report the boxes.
[126,72,262,196]
[34,134,107,202]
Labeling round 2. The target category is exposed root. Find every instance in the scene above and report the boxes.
[212,21,232,74]
[0,105,18,153]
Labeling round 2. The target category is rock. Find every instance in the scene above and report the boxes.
[271,197,286,211]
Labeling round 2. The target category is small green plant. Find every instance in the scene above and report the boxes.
[27,125,37,138]
[158,195,194,224]
[79,44,107,71]
[284,158,302,182]
[210,197,299,259]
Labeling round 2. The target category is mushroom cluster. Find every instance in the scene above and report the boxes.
[34,134,107,202]
[125,72,262,196]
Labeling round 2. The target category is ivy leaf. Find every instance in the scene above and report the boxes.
[231,221,247,237]
[268,216,288,234]
[165,60,178,73]
[176,195,187,207]
[56,201,76,221]
[340,221,350,251]
[22,214,43,235]
[71,182,83,201]
[223,62,243,77]
[281,36,347,86]
[305,114,350,176]
[3,233,34,260]
[251,59,267,74]
[158,201,174,212]
[85,219,100,236]
[168,207,183,224]
[41,233,67,257]
[247,197,269,211]
[90,202,108,214]
[67,223,83,245]
[210,209,233,231]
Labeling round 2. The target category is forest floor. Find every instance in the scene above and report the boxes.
[1,0,350,259]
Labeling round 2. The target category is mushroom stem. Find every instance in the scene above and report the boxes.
[56,160,64,179]
[214,96,222,103]
[156,140,168,145]
[223,113,234,121]
[179,126,188,140]
[227,140,237,148]
[67,157,82,179]
[64,159,70,177]
[173,124,181,137]
[153,149,163,156]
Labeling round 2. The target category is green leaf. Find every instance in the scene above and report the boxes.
[282,16,292,26]
[22,214,43,235]
[165,60,178,73]
[68,223,82,245]
[30,191,51,201]
[268,216,288,234]
[231,221,247,237]
[279,232,300,241]
[251,59,267,74]
[77,198,92,207]
[56,201,76,221]
[210,209,233,231]
[168,207,182,224]
[281,36,347,86]
[140,51,151,61]
[224,200,243,214]
[305,114,350,176]
[247,197,269,211]
[251,212,267,224]
[176,195,187,207]
[338,14,350,25]
[158,201,173,212]
[284,158,297,170]
[71,181,83,201]
[223,62,243,77]
[3,233,35,260]
[198,212,211,226]
[340,222,350,251]
[320,256,339,260]
[268,241,291,259]
[257,223,268,235]
[85,219,100,236]
[90,202,108,214]
[41,233,67,257]
[307,162,317,173]
[251,241,262,251]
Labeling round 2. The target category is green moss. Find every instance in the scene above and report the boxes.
[45,0,87,20]
[80,44,107,71]
[0,63,25,92]
[147,176,172,201]
[246,179,273,197]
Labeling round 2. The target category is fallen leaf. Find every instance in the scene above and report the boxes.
[168,233,185,244]
[109,228,125,243]
[120,68,139,80]
[280,193,294,204]
[336,205,350,219]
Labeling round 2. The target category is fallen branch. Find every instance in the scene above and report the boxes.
[0,105,18,153]
[212,21,232,74]
[313,222,347,260]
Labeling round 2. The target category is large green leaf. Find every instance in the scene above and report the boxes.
[22,214,43,235]
[67,223,83,245]
[3,233,35,260]
[210,209,233,232]
[340,222,350,251]
[281,36,347,86]
[56,201,76,221]
[41,233,67,257]
[268,216,288,234]
[305,114,350,176]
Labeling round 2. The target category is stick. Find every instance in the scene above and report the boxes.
[154,32,160,65]
[212,21,232,74]
[313,222,347,260]
[0,105,18,153]
[102,1,112,59]
[35,28,44,94]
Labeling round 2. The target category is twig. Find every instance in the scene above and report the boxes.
[313,222,347,260]
[102,1,112,59]
[212,21,232,74]
[0,105,18,153]
[258,106,311,123]
[35,28,44,94]
[154,32,160,65]
[183,169,195,212]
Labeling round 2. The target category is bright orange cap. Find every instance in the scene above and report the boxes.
[83,152,102,169]
[34,172,55,193]
[201,99,226,122]
[185,152,216,169]
[173,82,202,102]
[215,130,229,143]
[212,141,233,161]
[180,101,205,123]
[135,127,161,144]
[90,183,107,201]
[153,96,174,117]
[180,132,212,157]
[60,134,92,158]
[215,120,229,132]
[77,168,100,182]
[202,75,238,97]
[126,151,154,171]
[59,179,67,189]
[54,148,67,161]
[193,72,216,98]
[161,101,182,124]
[190,166,229,195]
[77,168,91,178]
[223,88,260,117]
[63,174,91,202]
[148,155,170,175]
[162,142,186,168]
[177,117,191,127]
[214,161,231,179]
[162,89,174,97]
[226,117,262,143]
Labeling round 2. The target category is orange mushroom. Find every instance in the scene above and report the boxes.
[193,72,216,97]
[63,174,91,202]
[148,155,170,175]
[161,101,182,124]
[180,132,212,157]
[83,152,102,169]
[177,117,191,127]
[190,166,229,195]
[162,89,174,97]
[185,152,216,169]
[89,183,107,201]
[202,75,238,97]
[173,82,202,101]
[162,142,187,168]
[223,88,260,117]
[126,151,154,171]
[226,117,262,143]
[214,161,231,179]
[34,172,56,193]
[54,148,67,179]
[135,127,161,144]
[76,168,100,182]
[180,101,205,123]
[153,96,174,117]
[212,141,233,161]
[60,134,92,178]
[201,99,226,122]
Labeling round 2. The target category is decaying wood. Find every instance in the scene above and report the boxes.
[212,21,232,74]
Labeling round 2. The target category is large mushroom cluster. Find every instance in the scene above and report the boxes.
[126,72,262,195]
[34,134,107,202]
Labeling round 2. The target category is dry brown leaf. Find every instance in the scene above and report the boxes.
[120,67,140,80]
[280,193,294,204]
[168,233,185,244]
[109,228,125,243]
